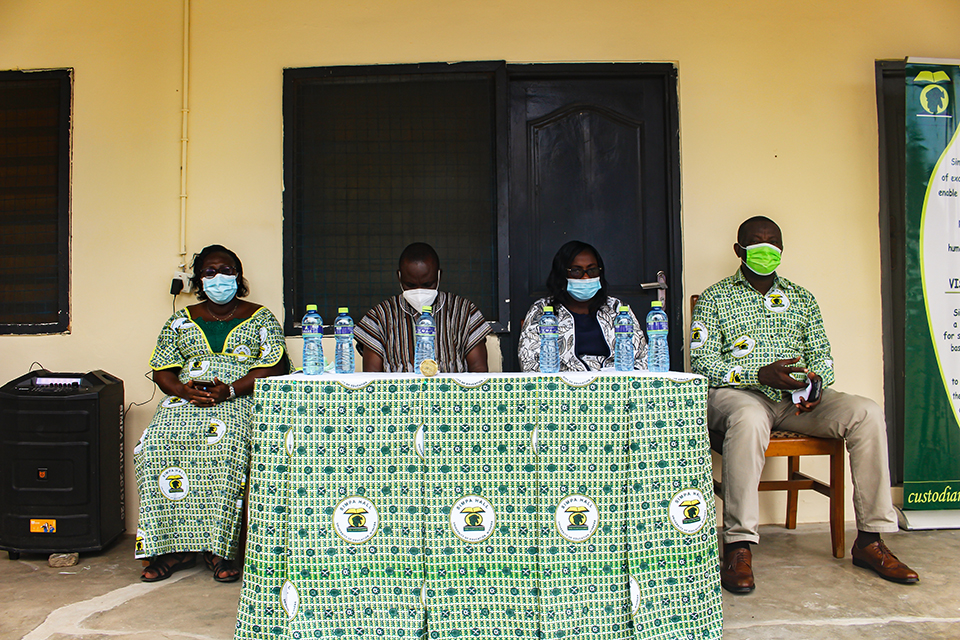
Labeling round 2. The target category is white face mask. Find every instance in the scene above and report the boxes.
[400,273,440,312]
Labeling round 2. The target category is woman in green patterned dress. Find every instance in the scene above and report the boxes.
[135,245,288,582]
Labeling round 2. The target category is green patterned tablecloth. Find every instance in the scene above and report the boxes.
[236,372,721,639]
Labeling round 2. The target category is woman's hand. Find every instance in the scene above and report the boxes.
[184,378,232,406]
[155,369,216,406]
[182,379,217,406]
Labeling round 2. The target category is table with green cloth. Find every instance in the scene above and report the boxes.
[235,372,722,640]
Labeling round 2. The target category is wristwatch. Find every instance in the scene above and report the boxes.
[227,384,237,401]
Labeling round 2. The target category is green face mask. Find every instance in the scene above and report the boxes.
[740,242,781,276]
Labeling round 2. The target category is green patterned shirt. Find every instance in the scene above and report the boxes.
[690,268,835,401]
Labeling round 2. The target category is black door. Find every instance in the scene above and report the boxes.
[504,64,681,372]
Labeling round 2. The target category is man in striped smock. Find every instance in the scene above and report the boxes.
[356,243,491,373]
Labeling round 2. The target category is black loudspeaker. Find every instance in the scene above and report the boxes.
[0,370,125,559]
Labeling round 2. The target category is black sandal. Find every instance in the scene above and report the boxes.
[204,551,241,583]
[140,552,197,582]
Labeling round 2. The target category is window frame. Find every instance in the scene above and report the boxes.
[0,68,71,335]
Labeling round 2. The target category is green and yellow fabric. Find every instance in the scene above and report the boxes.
[236,372,721,640]
[135,307,286,561]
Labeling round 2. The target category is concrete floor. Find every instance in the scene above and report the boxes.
[2,525,959,640]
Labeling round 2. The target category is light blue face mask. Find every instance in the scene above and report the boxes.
[567,277,601,302]
[203,273,238,305]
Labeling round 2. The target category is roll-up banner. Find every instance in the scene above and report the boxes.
[903,58,960,518]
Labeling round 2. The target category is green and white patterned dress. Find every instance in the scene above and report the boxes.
[134,306,286,561]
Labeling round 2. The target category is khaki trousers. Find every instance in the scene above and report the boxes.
[708,387,898,545]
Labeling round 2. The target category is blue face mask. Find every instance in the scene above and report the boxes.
[203,273,238,305]
[567,277,601,302]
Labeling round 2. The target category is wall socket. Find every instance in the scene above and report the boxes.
[171,271,193,294]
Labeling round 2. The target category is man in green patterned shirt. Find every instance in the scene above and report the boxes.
[691,216,919,594]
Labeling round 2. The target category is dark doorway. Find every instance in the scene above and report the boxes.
[503,64,681,372]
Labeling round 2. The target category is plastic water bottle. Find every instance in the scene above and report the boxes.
[539,306,559,374]
[614,305,634,371]
[646,300,669,373]
[334,307,355,374]
[302,305,323,375]
[414,306,436,372]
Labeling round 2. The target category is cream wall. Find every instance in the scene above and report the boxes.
[2,0,958,533]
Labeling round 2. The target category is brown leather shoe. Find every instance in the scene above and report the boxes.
[720,546,755,594]
[851,540,919,584]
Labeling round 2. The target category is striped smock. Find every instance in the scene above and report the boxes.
[354,291,490,373]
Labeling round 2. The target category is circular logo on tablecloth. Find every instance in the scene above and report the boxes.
[629,574,641,616]
[281,580,299,619]
[205,418,226,445]
[159,467,189,501]
[555,494,599,543]
[333,496,379,544]
[161,396,188,409]
[668,488,706,535]
[415,424,425,460]
[450,495,495,544]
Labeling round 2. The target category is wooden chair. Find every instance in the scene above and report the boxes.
[691,294,846,558]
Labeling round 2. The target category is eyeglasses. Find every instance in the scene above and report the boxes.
[566,266,602,279]
[199,266,238,279]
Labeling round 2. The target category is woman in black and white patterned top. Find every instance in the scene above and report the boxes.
[518,240,647,372]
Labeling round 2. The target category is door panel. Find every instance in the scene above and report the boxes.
[505,67,681,371]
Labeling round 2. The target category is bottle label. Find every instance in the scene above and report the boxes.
[416,327,436,336]
[335,327,353,335]
[540,326,558,335]
[647,321,668,332]
[302,325,322,336]
[615,326,633,333]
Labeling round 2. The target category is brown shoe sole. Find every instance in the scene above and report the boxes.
[720,579,756,594]
[852,557,919,584]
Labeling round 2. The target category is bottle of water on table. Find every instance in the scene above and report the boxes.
[614,305,634,371]
[414,306,436,373]
[539,306,559,374]
[334,307,355,374]
[646,300,669,373]
[302,304,323,375]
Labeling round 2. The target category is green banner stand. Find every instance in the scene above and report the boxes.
[901,57,960,528]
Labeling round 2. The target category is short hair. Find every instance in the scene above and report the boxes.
[190,244,250,301]
[398,242,440,270]
[545,240,608,314]
[737,216,780,245]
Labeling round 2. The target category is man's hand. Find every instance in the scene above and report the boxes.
[757,357,808,390]
[795,371,822,414]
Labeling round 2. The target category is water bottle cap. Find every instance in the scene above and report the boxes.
[543,306,554,312]
[306,304,318,311]
[338,307,349,313]
[421,305,432,312]
[651,301,663,308]
[618,305,629,312]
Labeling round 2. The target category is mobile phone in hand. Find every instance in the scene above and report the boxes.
[807,377,822,403]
